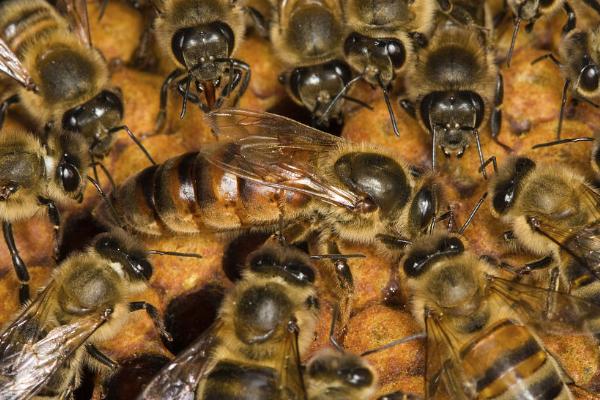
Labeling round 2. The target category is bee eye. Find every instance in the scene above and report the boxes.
[58,162,81,193]
[250,253,278,272]
[403,250,429,277]
[385,39,406,69]
[283,260,315,284]
[440,237,464,253]
[126,255,153,281]
[339,366,373,387]
[580,65,599,92]
[288,67,305,101]
[343,32,363,56]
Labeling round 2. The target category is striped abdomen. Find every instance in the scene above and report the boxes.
[199,361,280,400]
[0,0,66,57]
[460,320,572,399]
[100,152,313,236]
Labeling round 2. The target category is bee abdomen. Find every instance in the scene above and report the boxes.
[461,320,570,399]
[201,360,280,400]
[0,0,65,56]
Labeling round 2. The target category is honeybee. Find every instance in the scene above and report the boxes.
[0,0,127,160]
[95,109,441,271]
[271,0,355,126]
[304,348,377,400]
[532,21,600,139]
[137,240,319,400]
[400,0,503,179]
[399,233,600,398]
[0,229,172,399]
[339,0,437,136]
[0,128,90,304]
[153,0,251,131]
[489,156,600,315]
[504,0,575,66]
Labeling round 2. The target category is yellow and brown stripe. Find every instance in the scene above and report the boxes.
[102,151,311,236]
[0,0,67,57]
[461,320,571,399]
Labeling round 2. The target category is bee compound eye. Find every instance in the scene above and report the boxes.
[59,163,81,193]
[339,366,373,387]
[580,65,599,92]
[385,39,406,69]
[440,237,464,253]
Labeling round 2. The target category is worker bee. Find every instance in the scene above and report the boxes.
[400,0,503,179]
[489,156,600,320]
[0,128,90,304]
[137,240,319,400]
[504,0,575,66]
[304,348,377,400]
[339,0,437,136]
[153,0,251,132]
[532,20,600,139]
[95,109,441,273]
[271,0,356,127]
[0,0,128,160]
[0,229,172,399]
[399,233,600,398]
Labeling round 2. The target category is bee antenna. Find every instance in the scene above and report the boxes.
[108,125,156,165]
[319,73,364,125]
[328,304,345,353]
[360,332,426,357]
[97,0,109,21]
[458,192,488,234]
[86,175,126,231]
[180,75,192,120]
[147,249,203,258]
[378,75,400,137]
[506,16,521,67]
[90,161,116,190]
[557,79,571,139]
[532,136,594,149]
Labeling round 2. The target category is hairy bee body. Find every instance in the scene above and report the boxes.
[403,234,577,399]
[138,241,319,400]
[490,157,600,334]
[0,230,160,399]
[0,0,124,158]
[95,110,439,256]
[404,0,501,170]
[155,0,246,79]
[271,0,353,123]
[559,26,600,102]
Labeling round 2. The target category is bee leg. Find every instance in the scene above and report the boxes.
[562,2,576,35]
[151,68,185,136]
[129,8,159,71]
[328,303,345,352]
[38,197,60,261]
[478,155,498,178]
[85,343,118,370]
[557,79,571,140]
[3,222,29,304]
[490,73,512,152]
[129,301,173,342]
[398,99,416,119]
[0,94,19,130]
[244,7,269,38]
[220,59,250,108]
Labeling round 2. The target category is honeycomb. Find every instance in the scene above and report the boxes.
[0,1,599,399]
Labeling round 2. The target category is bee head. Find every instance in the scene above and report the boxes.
[62,89,124,158]
[171,22,235,80]
[307,350,374,389]
[420,91,484,158]
[93,232,153,282]
[281,60,353,124]
[343,32,406,85]
[248,244,315,286]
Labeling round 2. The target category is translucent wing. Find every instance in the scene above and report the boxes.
[528,183,600,280]
[277,320,307,400]
[137,320,223,400]
[205,109,365,210]
[0,38,37,91]
[487,275,600,336]
[57,0,91,47]
[424,312,472,400]
[0,305,110,400]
